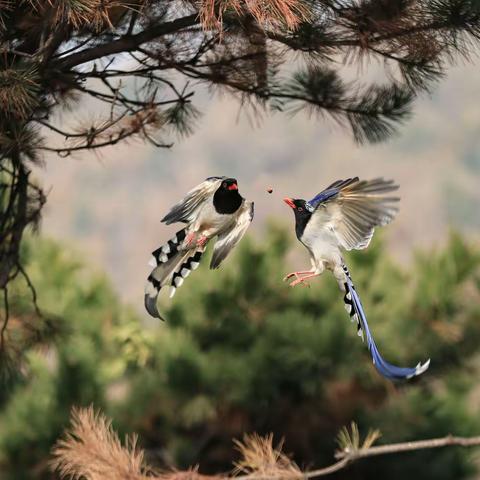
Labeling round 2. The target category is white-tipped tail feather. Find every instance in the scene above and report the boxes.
[144,228,204,319]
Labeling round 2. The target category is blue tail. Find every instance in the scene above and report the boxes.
[341,264,430,380]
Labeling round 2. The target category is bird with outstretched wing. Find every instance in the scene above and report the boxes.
[283,177,430,380]
[145,176,254,320]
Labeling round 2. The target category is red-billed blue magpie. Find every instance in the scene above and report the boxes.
[283,177,430,380]
[145,177,254,320]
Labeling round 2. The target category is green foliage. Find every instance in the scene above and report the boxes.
[1,227,480,479]
[0,237,139,478]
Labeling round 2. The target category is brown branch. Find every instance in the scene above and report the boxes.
[36,112,129,139]
[335,434,480,460]
[265,20,454,51]
[57,14,200,70]
[234,435,480,480]
[17,262,42,318]
[53,408,480,480]
[41,128,173,156]
[0,287,9,352]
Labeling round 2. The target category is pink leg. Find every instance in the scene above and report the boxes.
[283,270,314,282]
[196,235,208,248]
[183,232,197,248]
[289,273,320,288]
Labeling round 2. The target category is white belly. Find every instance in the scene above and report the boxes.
[192,199,236,237]
[301,221,343,270]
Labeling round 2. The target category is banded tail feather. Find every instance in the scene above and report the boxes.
[145,272,167,320]
[148,228,187,267]
[341,264,363,340]
[341,263,430,380]
[145,228,205,320]
[169,250,203,298]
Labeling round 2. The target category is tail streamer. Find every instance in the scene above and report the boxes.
[341,264,430,380]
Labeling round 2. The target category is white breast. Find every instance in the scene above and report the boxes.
[302,213,343,267]
[193,198,237,236]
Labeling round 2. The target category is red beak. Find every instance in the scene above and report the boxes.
[283,197,296,209]
[228,183,238,190]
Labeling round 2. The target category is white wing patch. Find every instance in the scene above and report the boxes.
[161,177,224,225]
[210,201,254,269]
[313,178,399,251]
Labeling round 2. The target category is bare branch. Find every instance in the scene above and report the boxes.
[17,262,42,318]
[0,287,9,352]
[334,434,480,461]
[41,127,172,156]
[52,409,480,480]
[57,14,200,70]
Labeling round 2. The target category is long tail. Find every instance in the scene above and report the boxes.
[145,228,204,320]
[340,264,430,380]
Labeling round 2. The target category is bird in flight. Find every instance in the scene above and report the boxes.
[283,177,430,380]
[145,177,254,320]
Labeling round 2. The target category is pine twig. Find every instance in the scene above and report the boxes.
[234,435,480,480]
[53,409,480,480]
[335,434,480,461]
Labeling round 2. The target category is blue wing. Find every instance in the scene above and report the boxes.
[308,177,359,209]
[308,188,339,209]
[343,267,430,380]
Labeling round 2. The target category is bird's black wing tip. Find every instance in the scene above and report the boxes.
[144,295,166,321]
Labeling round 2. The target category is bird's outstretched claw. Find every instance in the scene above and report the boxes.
[183,232,197,249]
[289,277,311,288]
[283,270,313,282]
[283,272,297,282]
[196,235,208,248]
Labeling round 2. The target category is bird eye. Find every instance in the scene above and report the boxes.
[298,207,303,212]
[222,182,227,188]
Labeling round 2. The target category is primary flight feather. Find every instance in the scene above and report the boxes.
[145,177,254,320]
[283,177,430,381]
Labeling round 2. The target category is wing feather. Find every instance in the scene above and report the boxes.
[210,201,254,269]
[310,177,399,251]
[161,177,224,225]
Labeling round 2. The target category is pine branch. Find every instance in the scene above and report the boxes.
[52,409,480,480]
[272,67,414,143]
[57,14,200,70]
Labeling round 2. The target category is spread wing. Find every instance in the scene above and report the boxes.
[161,177,225,225]
[309,177,399,251]
[210,201,254,269]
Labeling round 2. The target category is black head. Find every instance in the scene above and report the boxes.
[283,197,313,239]
[213,178,243,214]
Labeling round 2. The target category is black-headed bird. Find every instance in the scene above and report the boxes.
[145,177,254,320]
[283,177,430,380]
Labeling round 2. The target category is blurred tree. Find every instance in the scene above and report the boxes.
[2,0,480,310]
[0,236,142,479]
[1,227,479,479]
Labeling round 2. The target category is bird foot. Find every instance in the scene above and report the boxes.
[283,272,297,282]
[183,232,197,249]
[289,277,311,288]
[196,235,208,248]
[283,271,313,282]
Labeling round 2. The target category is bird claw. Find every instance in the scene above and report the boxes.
[289,277,311,288]
[183,232,197,249]
[283,272,297,282]
[196,235,208,248]
[182,233,208,250]
[283,271,314,283]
